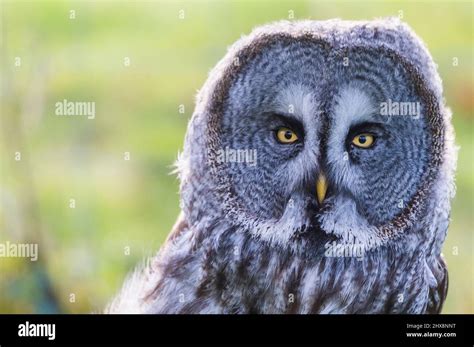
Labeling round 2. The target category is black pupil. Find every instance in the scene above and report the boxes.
[284,131,293,140]
[358,135,367,144]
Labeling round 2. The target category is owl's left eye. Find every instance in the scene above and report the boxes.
[275,127,299,144]
[351,133,375,148]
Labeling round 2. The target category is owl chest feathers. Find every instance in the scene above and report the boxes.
[141,219,445,314]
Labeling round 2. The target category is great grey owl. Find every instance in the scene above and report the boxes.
[107,18,456,314]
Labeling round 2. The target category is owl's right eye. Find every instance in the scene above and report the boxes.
[275,127,299,144]
[351,133,375,148]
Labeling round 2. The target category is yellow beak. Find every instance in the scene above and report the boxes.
[316,173,328,205]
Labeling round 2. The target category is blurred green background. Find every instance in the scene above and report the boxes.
[0,0,472,313]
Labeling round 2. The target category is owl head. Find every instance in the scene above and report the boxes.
[177,18,456,255]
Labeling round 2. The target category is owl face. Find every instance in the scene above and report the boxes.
[181,19,452,251]
[218,40,432,247]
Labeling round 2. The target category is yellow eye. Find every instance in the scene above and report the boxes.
[352,133,375,148]
[276,127,299,144]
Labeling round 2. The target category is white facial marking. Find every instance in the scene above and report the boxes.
[276,83,318,122]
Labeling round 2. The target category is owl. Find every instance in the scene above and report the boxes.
[107,18,456,314]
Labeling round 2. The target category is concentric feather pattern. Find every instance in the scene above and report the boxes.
[107,18,456,314]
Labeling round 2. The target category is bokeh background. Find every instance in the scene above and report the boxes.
[0,0,472,313]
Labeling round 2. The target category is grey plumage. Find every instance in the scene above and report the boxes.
[107,18,456,314]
